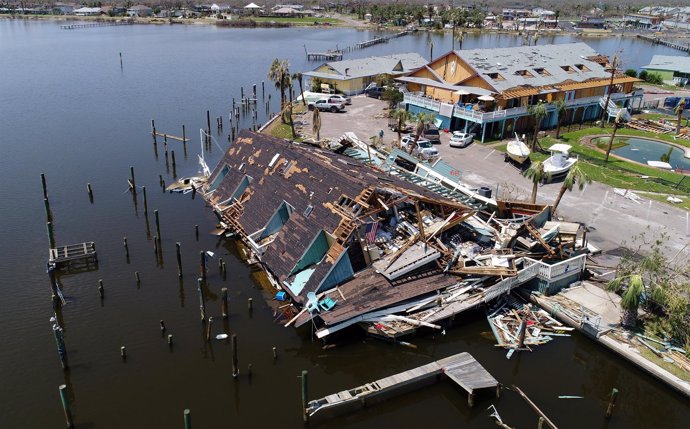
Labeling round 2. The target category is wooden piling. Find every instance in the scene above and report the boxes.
[241,86,244,98]
[142,186,148,216]
[232,333,239,378]
[123,237,129,258]
[168,334,173,346]
[171,150,176,169]
[199,251,207,281]
[248,363,253,378]
[47,222,56,248]
[58,384,74,428]
[154,236,159,255]
[248,297,253,312]
[87,183,93,201]
[221,287,228,318]
[261,80,265,98]
[605,388,618,418]
[135,271,141,285]
[206,110,211,136]
[48,266,59,300]
[159,174,163,188]
[197,278,206,322]
[52,324,68,370]
[41,173,48,199]
[195,225,199,240]
[182,124,186,146]
[129,166,136,190]
[518,319,527,349]
[98,279,104,299]
[119,52,123,68]
[44,198,52,221]
[301,370,309,423]
[272,346,277,360]
[538,417,545,429]
[252,84,256,98]
[184,409,191,429]
[176,242,182,278]
[160,320,166,332]
[512,385,558,429]
[206,317,213,342]
[120,346,127,359]
[154,210,161,240]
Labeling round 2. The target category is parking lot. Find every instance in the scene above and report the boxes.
[311,95,689,255]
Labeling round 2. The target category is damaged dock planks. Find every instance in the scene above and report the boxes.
[305,352,499,419]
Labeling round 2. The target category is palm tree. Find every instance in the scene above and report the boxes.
[604,111,624,163]
[606,274,645,328]
[522,160,549,203]
[674,98,686,135]
[267,58,290,124]
[312,108,321,141]
[410,112,435,154]
[552,162,591,213]
[554,100,567,139]
[286,83,296,139]
[293,72,306,106]
[527,102,548,150]
[390,108,413,147]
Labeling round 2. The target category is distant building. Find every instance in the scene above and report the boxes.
[127,5,153,17]
[74,7,102,16]
[575,16,606,30]
[53,3,76,15]
[623,14,662,29]
[243,3,263,15]
[642,55,690,86]
[303,53,428,95]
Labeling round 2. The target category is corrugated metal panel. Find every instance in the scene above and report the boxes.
[290,231,329,276]
[259,202,291,240]
[318,251,354,293]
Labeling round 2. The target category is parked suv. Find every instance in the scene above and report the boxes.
[308,99,346,113]
[365,86,386,99]
[423,125,441,144]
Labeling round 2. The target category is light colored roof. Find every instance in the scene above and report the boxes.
[395,76,494,96]
[274,7,300,14]
[641,55,690,73]
[455,43,611,93]
[304,53,428,80]
[244,3,261,8]
[74,7,101,12]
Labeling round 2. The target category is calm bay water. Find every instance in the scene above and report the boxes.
[0,20,687,428]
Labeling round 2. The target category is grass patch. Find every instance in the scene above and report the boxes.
[638,346,690,382]
[249,17,341,25]
[637,112,676,121]
[639,192,690,211]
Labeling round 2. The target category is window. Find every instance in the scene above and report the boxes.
[514,70,534,78]
[486,72,505,81]
[575,64,591,72]
[533,68,550,76]
[561,65,576,73]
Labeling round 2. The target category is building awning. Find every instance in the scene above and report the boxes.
[395,76,495,96]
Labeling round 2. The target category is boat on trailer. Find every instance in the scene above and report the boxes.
[543,144,577,178]
[505,133,531,164]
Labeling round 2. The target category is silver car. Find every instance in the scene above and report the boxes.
[400,136,439,157]
[449,131,474,148]
[328,95,352,105]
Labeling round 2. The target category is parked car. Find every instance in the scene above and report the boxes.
[423,125,441,144]
[308,99,345,113]
[400,136,439,157]
[449,131,474,148]
[365,86,386,99]
[328,95,351,105]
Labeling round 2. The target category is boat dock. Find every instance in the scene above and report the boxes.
[49,242,97,269]
[637,34,690,53]
[60,22,134,30]
[306,50,343,61]
[152,131,189,142]
[306,352,499,419]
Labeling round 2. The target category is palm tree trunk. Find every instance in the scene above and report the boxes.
[677,108,683,135]
[531,180,538,204]
[288,86,295,137]
[556,117,561,139]
[621,307,638,329]
[552,184,568,213]
[605,121,619,163]
[298,78,306,106]
[532,120,540,150]
[397,117,402,147]
[279,78,286,124]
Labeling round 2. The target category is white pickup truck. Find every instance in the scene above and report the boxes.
[307,99,346,113]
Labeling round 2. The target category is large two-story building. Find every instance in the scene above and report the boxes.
[399,43,642,142]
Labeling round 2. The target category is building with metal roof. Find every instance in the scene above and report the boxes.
[302,53,427,95]
[400,42,642,142]
[642,55,690,86]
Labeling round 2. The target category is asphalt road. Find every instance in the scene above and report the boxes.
[316,95,690,257]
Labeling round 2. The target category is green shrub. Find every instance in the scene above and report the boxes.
[625,69,638,78]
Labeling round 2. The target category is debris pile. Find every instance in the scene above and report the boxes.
[487,295,573,357]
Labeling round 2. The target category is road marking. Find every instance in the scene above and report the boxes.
[483,149,495,160]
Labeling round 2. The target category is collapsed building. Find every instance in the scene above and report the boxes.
[202,130,589,339]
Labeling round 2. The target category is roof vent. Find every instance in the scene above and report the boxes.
[268,153,281,168]
[303,205,314,217]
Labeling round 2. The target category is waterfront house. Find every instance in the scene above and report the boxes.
[127,5,152,17]
[623,13,662,29]
[303,53,427,96]
[575,16,606,30]
[74,7,101,16]
[641,55,690,86]
[398,43,642,142]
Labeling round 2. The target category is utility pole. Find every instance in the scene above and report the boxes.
[599,54,618,128]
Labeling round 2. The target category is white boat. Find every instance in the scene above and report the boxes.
[543,144,577,177]
[505,133,530,164]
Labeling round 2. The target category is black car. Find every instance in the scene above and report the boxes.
[365,87,386,99]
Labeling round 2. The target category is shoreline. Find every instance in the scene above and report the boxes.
[0,13,659,38]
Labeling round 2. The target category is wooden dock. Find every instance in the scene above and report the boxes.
[306,50,343,61]
[637,34,690,53]
[152,131,189,142]
[306,352,499,419]
[61,22,134,30]
[49,242,97,268]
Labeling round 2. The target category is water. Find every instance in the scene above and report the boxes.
[608,137,690,170]
[1,20,688,428]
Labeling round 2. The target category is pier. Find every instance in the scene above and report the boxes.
[306,50,343,61]
[60,22,135,30]
[152,131,189,142]
[306,352,499,419]
[637,34,690,53]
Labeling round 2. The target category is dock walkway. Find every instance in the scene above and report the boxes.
[49,242,97,268]
[306,352,498,418]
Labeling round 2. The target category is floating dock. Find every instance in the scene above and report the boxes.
[306,50,343,61]
[306,352,499,419]
[49,242,97,268]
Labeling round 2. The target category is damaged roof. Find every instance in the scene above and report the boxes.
[206,131,471,301]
